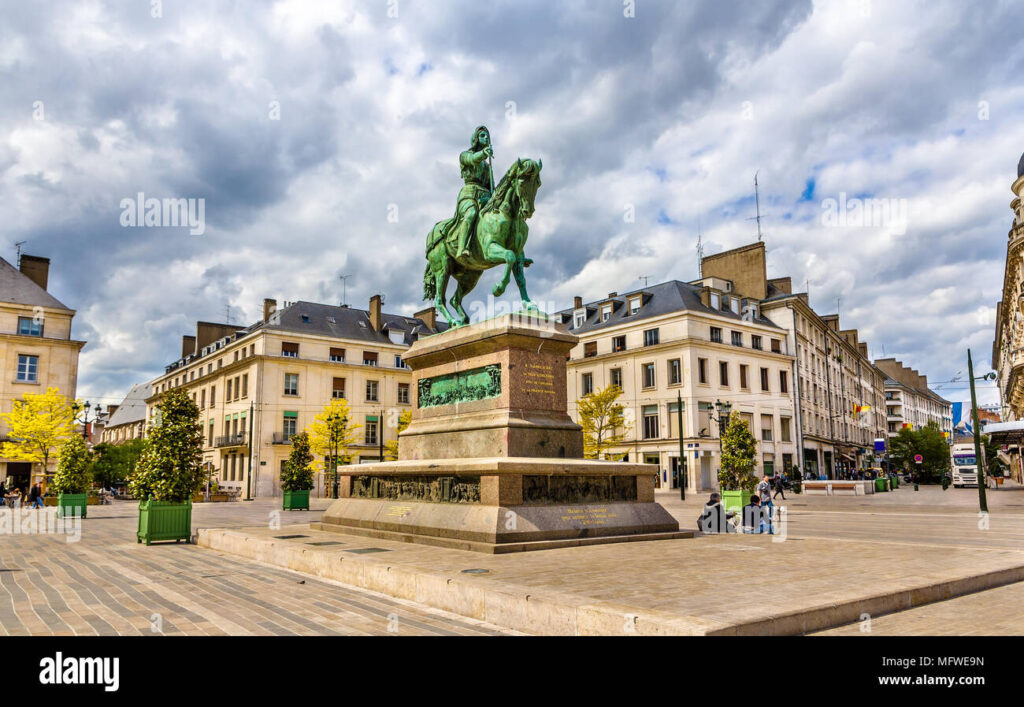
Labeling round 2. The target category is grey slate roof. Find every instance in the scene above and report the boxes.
[106,382,152,427]
[259,301,446,345]
[555,280,783,334]
[0,257,71,311]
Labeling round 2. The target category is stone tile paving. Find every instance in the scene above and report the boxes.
[0,498,518,636]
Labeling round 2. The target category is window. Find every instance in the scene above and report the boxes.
[780,417,792,443]
[584,341,598,358]
[761,414,773,441]
[366,380,379,402]
[721,296,731,312]
[642,363,656,389]
[330,347,345,362]
[210,386,216,407]
[365,416,379,446]
[610,368,623,389]
[395,355,407,369]
[668,359,681,385]
[760,367,770,392]
[668,401,683,437]
[710,292,720,310]
[601,304,612,322]
[226,379,233,401]
[283,412,297,440]
[643,329,659,346]
[698,358,708,384]
[282,342,299,358]
[241,374,248,398]
[771,339,781,354]
[642,405,659,440]
[200,389,206,409]
[333,377,346,399]
[710,327,722,344]
[779,370,788,394]
[208,420,214,447]
[17,317,43,337]
[574,310,586,328]
[731,331,743,347]
[629,297,641,315]
[719,361,729,387]
[612,336,627,353]
[752,335,762,350]
[398,383,410,404]
[582,372,594,396]
[363,351,378,367]
[16,354,38,382]
[739,364,749,389]
[284,373,298,396]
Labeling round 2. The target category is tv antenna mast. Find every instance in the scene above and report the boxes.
[339,274,350,306]
[638,275,650,289]
[746,171,764,241]
[14,241,26,268]
[223,302,234,326]
[696,218,704,278]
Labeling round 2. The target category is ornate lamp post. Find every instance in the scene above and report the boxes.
[326,413,347,499]
[71,401,103,442]
[710,399,732,488]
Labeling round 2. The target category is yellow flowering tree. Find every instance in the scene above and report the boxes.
[384,409,412,461]
[0,387,77,480]
[578,385,631,460]
[308,398,362,490]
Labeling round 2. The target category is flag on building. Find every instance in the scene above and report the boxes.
[854,404,871,415]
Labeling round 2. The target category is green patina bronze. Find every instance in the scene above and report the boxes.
[423,125,543,327]
[417,364,501,408]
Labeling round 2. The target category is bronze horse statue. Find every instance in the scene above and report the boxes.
[423,158,542,327]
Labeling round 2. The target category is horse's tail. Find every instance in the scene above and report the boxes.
[423,260,435,301]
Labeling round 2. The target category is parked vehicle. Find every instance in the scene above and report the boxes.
[950,442,980,487]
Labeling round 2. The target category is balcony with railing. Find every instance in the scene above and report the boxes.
[215,432,248,448]
[272,432,294,445]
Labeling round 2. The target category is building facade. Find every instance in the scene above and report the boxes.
[874,359,953,440]
[99,382,151,444]
[145,297,440,498]
[560,280,798,494]
[0,255,85,492]
[994,151,1024,420]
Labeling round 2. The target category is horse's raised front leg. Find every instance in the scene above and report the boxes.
[430,251,458,327]
[483,242,516,297]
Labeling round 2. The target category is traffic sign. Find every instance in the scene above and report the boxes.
[914,454,923,464]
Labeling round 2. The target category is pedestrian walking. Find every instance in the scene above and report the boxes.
[29,483,43,509]
[772,473,786,500]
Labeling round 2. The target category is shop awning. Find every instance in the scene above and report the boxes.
[984,421,1024,445]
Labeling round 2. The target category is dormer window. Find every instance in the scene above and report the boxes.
[710,292,720,310]
[629,297,641,315]
[574,310,586,328]
[601,304,612,323]
[721,296,731,312]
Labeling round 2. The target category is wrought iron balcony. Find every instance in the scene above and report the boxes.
[215,432,248,448]
[272,432,294,445]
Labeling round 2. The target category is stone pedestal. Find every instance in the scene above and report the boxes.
[318,313,684,553]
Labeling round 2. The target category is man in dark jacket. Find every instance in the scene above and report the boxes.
[698,492,736,533]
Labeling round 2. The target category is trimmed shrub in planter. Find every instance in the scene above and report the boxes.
[53,436,93,519]
[129,390,205,545]
[281,432,314,511]
[718,416,759,508]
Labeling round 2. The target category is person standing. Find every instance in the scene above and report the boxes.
[773,472,786,500]
[29,483,42,509]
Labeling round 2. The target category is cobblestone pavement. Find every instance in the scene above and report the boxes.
[0,498,518,636]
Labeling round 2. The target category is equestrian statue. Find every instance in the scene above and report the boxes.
[423,125,542,327]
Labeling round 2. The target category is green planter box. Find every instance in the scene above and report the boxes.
[137,499,192,545]
[720,489,749,516]
[57,493,88,519]
[891,476,899,489]
[283,489,310,511]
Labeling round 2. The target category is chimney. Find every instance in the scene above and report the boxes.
[263,298,277,323]
[369,294,383,332]
[414,306,437,331]
[181,335,197,358]
[858,342,868,358]
[608,292,618,299]
[574,296,583,309]
[19,255,50,291]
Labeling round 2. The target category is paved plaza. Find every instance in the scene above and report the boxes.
[3,484,1024,636]
[0,498,516,636]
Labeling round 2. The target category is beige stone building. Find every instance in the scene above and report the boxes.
[874,359,952,440]
[99,382,151,444]
[994,151,1024,420]
[560,279,798,494]
[145,296,441,497]
[0,255,85,491]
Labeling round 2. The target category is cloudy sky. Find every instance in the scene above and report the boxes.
[3,0,1023,409]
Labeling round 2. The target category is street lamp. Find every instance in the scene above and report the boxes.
[327,413,347,499]
[709,399,732,488]
[71,401,103,441]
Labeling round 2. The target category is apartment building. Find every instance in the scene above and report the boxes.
[993,150,1024,420]
[703,242,889,478]
[0,255,85,492]
[560,280,798,494]
[99,382,151,444]
[874,358,953,439]
[145,296,441,497]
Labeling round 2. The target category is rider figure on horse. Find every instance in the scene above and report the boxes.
[453,125,494,261]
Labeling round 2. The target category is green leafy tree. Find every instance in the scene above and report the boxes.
[719,415,758,492]
[578,385,632,460]
[281,432,315,491]
[51,435,93,495]
[91,439,147,488]
[128,389,204,502]
[890,422,950,483]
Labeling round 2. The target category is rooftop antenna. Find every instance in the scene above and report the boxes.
[696,218,704,278]
[223,302,234,326]
[639,275,650,289]
[14,241,26,268]
[746,171,764,241]
[339,274,350,306]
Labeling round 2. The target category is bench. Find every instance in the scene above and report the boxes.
[802,480,872,496]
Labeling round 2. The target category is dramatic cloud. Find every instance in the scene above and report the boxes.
[1,0,1022,409]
